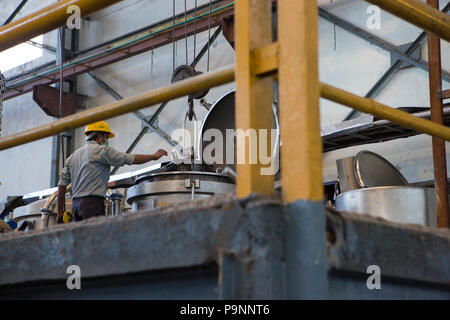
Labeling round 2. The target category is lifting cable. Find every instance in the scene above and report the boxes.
[207,0,212,72]
[184,0,188,65]
[172,0,176,72]
[193,0,197,64]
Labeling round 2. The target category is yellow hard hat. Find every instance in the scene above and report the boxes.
[84,121,115,138]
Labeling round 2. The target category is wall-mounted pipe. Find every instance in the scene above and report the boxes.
[427,0,449,227]
[0,0,123,52]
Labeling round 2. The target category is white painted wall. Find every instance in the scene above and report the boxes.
[319,0,450,184]
[0,0,58,198]
[0,0,449,200]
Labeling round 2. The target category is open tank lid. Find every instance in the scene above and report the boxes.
[354,150,409,188]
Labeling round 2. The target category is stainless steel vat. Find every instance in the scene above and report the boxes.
[127,171,235,212]
[336,156,360,193]
[13,197,72,230]
[335,186,437,227]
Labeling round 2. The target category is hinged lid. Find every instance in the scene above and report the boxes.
[354,151,409,188]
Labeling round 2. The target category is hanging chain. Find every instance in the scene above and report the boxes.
[0,71,5,138]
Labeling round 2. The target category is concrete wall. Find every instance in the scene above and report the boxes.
[0,0,449,200]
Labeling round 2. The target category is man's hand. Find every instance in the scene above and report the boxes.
[133,149,168,164]
[153,149,168,160]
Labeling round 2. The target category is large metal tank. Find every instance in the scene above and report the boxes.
[13,197,72,230]
[335,187,437,227]
[127,171,235,212]
[334,151,437,227]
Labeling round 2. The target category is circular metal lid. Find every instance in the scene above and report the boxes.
[199,91,236,173]
[354,151,409,188]
[199,90,280,174]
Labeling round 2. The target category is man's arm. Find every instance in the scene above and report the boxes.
[133,149,168,165]
[57,185,67,223]
[57,159,71,224]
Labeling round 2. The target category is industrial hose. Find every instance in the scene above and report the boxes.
[40,184,72,229]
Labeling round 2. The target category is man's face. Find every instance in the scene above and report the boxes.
[99,132,109,145]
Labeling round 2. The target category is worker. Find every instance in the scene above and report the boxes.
[57,121,168,223]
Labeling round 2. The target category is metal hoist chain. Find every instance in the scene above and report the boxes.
[0,71,5,138]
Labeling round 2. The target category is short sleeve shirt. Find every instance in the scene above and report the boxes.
[58,141,135,198]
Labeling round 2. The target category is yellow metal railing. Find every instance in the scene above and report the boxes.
[0,0,449,218]
[235,0,275,197]
[2,65,450,149]
[365,0,450,42]
[0,0,124,52]
[320,83,450,141]
[0,67,234,151]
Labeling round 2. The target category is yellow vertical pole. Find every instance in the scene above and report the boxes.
[235,0,275,197]
[279,1,328,299]
[278,0,323,203]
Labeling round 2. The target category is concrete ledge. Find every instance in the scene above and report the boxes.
[0,195,449,297]
[0,194,229,286]
[0,193,282,288]
[326,207,450,285]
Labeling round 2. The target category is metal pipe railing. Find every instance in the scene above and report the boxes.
[1,66,450,152]
[6,1,234,91]
[0,0,123,52]
[365,0,450,42]
[0,66,235,151]
[320,83,450,141]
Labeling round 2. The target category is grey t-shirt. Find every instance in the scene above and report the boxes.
[58,141,135,199]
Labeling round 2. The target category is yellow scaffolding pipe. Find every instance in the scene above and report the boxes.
[2,66,450,154]
[278,0,323,202]
[320,83,450,141]
[0,66,234,151]
[235,0,275,198]
[0,0,123,52]
[365,0,450,42]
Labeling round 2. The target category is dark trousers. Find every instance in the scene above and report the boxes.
[72,196,105,221]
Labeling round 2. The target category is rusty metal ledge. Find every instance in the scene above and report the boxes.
[326,207,450,286]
